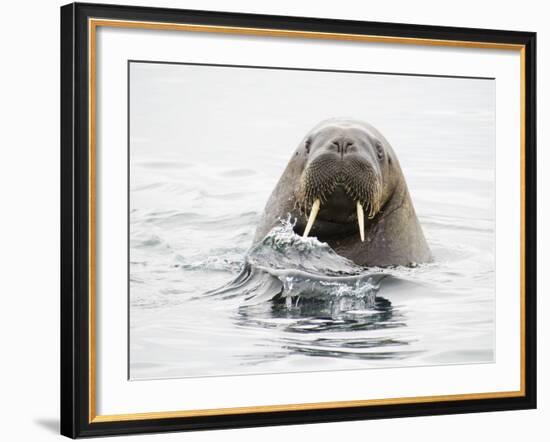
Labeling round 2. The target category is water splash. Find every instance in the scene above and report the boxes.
[247,216,364,276]
[208,218,386,314]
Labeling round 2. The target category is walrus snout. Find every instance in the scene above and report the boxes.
[297,152,382,242]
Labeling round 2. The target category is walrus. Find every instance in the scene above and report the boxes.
[254,118,431,267]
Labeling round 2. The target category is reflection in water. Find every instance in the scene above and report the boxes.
[236,295,414,362]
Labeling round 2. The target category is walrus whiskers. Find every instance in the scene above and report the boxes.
[303,198,320,237]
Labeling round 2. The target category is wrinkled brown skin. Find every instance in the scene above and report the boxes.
[253,118,432,267]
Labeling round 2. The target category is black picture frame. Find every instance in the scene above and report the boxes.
[60,2,537,438]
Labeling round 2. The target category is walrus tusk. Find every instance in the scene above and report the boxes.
[357,201,365,242]
[303,199,321,238]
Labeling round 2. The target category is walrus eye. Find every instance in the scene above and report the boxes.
[375,142,384,160]
[304,138,311,154]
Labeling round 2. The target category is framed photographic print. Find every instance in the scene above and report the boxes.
[60,2,537,438]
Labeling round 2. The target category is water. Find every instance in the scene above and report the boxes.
[129,63,495,380]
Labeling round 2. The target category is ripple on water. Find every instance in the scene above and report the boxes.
[131,187,494,378]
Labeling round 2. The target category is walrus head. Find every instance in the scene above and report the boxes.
[293,119,399,242]
[253,118,431,266]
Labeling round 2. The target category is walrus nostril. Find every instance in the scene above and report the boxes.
[331,138,355,158]
[331,139,355,158]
